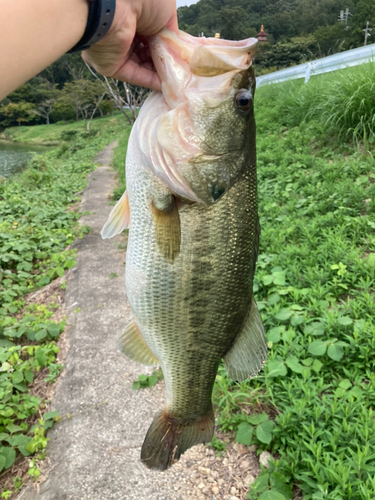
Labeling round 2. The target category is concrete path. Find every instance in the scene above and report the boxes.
[20,141,193,500]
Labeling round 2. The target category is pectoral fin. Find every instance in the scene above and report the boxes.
[101,190,130,239]
[224,298,267,381]
[116,318,159,366]
[151,195,181,261]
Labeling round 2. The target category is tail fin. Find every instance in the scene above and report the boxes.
[141,408,214,471]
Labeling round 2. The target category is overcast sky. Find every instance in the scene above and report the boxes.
[176,0,199,7]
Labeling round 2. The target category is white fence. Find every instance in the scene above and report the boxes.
[256,43,375,87]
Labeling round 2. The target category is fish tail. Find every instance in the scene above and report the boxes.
[141,407,214,471]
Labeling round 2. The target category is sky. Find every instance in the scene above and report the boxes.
[176,0,199,7]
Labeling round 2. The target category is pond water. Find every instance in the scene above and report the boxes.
[0,141,49,178]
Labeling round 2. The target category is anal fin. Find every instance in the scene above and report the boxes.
[151,195,181,261]
[224,297,267,381]
[116,318,159,366]
[101,190,130,239]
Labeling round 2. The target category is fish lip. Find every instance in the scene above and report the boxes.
[149,30,257,105]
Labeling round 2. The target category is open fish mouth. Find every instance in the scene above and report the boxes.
[132,30,257,204]
[149,30,257,109]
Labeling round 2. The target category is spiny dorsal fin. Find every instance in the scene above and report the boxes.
[224,297,267,382]
[151,196,181,261]
[116,318,159,366]
[101,190,130,239]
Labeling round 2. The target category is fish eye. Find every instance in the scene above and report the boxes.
[235,90,253,112]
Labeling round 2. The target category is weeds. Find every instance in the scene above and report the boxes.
[0,117,127,492]
[111,126,131,200]
[258,62,375,144]
[132,369,164,390]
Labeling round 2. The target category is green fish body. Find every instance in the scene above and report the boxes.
[102,30,267,471]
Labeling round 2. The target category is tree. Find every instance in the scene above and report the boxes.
[314,24,348,56]
[58,80,105,129]
[0,102,34,127]
[6,81,44,104]
[348,0,375,47]
[98,99,114,117]
[219,6,252,40]
[263,42,313,69]
[50,100,75,124]
[38,53,89,86]
[30,83,61,125]
[85,64,149,125]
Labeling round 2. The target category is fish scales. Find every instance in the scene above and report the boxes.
[126,145,257,412]
[102,29,267,470]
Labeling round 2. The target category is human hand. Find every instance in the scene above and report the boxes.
[82,0,178,91]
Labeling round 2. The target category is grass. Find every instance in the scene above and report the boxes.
[0,114,129,495]
[0,111,125,145]
[111,125,131,200]
[210,68,375,499]
[259,62,375,144]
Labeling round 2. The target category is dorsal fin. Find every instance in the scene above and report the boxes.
[101,190,130,239]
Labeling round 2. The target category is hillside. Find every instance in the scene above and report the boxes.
[178,0,374,69]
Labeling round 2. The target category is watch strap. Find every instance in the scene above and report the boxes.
[68,0,116,53]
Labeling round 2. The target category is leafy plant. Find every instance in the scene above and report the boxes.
[0,115,129,494]
[208,434,227,456]
[132,369,163,390]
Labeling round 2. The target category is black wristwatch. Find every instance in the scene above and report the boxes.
[68,0,116,53]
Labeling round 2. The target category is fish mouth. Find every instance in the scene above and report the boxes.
[139,31,255,204]
[149,30,257,109]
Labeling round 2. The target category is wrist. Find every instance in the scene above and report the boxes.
[69,0,116,53]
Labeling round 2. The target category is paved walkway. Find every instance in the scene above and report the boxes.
[20,141,191,500]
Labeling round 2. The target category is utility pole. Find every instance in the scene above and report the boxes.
[338,8,352,29]
[363,21,372,46]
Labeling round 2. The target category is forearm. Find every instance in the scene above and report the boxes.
[0,0,88,100]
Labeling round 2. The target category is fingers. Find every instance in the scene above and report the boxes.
[165,12,179,35]
[82,1,179,90]
[112,58,162,91]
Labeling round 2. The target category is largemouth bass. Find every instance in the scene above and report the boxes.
[102,30,267,471]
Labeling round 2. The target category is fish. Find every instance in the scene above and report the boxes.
[101,29,267,471]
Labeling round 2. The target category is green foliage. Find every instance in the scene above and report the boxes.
[313,23,348,55]
[132,369,164,390]
[212,75,375,498]
[259,62,375,143]
[177,0,370,54]
[247,461,293,500]
[208,434,227,456]
[59,80,105,123]
[2,113,124,144]
[50,100,75,124]
[111,125,132,200]
[44,363,64,384]
[261,42,314,70]
[0,102,34,127]
[0,116,128,493]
